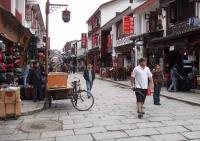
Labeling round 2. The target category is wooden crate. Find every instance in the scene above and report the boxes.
[0,87,21,103]
[48,72,68,88]
[0,100,22,118]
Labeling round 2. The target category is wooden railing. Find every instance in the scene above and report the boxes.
[167,17,200,36]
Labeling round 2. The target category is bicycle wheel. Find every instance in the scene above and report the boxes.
[71,90,94,111]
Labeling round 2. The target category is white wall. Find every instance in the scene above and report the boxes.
[11,0,16,15]
[15,0,26,25]
[162,8,167,36]
[77,41,86,57]
[134,3,159,35]
[196,2,200,18]
[100,0,132,26]
[87,37,92,50]
[112,24,117,47]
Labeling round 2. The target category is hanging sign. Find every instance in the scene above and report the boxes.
[123,16,134,35]
[81,33,87,48]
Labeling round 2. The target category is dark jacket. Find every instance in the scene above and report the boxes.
[28,68,43,85]
[83,69,95,82]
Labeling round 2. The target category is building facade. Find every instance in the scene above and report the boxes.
[86,0,136,73]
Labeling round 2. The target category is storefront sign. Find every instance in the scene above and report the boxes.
[123,16,134,35]
[81,33,87,48]
[116,35,134,47]
[92,35,98,47]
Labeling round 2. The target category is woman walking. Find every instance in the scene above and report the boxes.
[153,64,164,105]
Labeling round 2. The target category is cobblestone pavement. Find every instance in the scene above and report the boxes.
[1,73,200,141]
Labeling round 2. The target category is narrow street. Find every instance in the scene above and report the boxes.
[1,74,200,141]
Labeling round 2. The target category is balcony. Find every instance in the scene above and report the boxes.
[167,17,200,36]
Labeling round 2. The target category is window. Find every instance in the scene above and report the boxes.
[116,20,123,38]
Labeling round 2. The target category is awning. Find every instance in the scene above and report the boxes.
[0,7,32,45]
[88,47,100,53]
[133,0,159,14]
[151,27,200,43]
[131,30,164,41]
[115,44,133,53]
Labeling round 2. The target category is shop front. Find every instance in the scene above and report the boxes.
[0,7,32,118]
[0,7,32,87]
[113,35,135,80]
[151,28,200,90]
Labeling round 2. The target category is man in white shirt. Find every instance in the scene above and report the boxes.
[131,58,154,119]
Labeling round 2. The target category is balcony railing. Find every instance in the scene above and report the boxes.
[167,17,200,36]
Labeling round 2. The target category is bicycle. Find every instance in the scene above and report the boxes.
[71,77,94,111]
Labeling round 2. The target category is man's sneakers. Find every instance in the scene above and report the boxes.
[138,112,143,119]
[154,103,161,105]
[137,111,145,114]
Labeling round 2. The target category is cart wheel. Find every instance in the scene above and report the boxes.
[71,90,94,111]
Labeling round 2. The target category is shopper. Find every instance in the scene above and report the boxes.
[22,62,30,87]
[131,58,154,119]
[83,64,95,96]
[29,61,43,102]
[168,64,182,92]
[153,64,164,105]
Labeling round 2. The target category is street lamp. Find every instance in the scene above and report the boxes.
[45,0,70,98]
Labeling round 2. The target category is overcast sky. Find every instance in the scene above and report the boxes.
[40,0,110,51]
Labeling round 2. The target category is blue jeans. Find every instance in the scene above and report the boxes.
[168,78,177,91]
[86,81,93,95]
[154,83,162,104]
[33,84,43,101]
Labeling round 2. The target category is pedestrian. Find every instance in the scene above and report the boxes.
[62,63,68,73]
[22,62,30,87]
[168,64,182,92]
[83,64,95,97]
[28,61,43,102]
[152,64,164,105]
[131,58,154,119]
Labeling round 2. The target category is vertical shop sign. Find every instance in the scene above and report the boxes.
[123,16,134,35]
[92,35,98,47]
[81,33,87,48]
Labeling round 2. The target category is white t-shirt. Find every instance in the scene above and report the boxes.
[132,65,152,89]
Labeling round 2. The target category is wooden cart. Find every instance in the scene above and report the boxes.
[47,86,73,108]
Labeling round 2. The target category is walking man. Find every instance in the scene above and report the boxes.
[131,58,154,119]
[83,64,95,96]
[168,64,182,92]
[29,61,43,102]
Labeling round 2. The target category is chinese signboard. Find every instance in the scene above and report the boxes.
[81,33,87,48]
[92,35,98,47]
[123,16,134,35]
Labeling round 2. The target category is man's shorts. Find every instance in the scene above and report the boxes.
[135,88,147,103]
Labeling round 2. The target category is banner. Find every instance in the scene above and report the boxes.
[123,16,134,35]
[81,33,87,48]
[92,35,98,47]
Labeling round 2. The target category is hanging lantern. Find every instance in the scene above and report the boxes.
[62,8,70,23]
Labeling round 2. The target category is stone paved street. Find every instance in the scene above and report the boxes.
[1,73,200,141]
